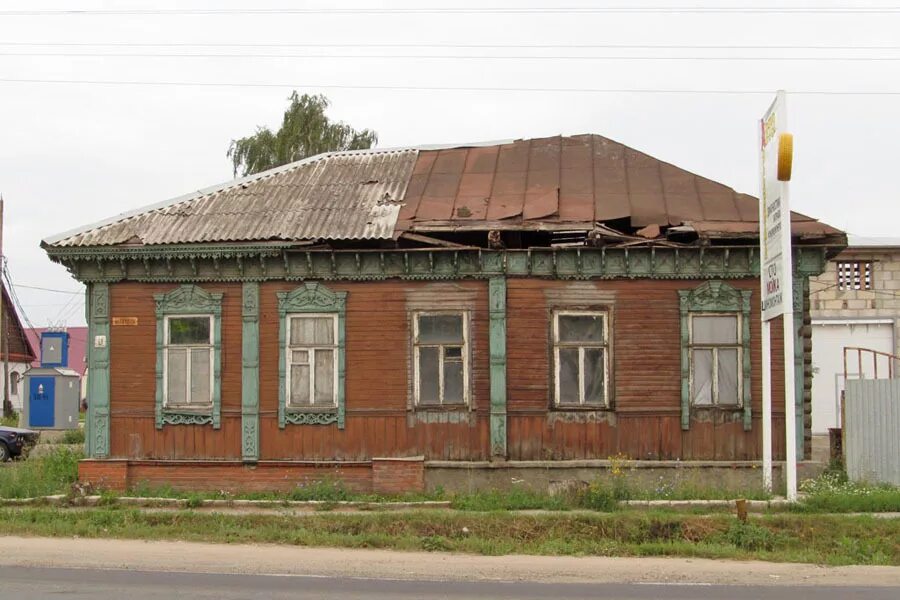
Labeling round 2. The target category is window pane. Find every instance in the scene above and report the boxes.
[169,317,210,345]
[583,348,605,405]
[314,350,335,406]
[290,316,334,345]
[190,348,211,405]
[692,315,738,344]
[717,348,740,405]
[691,349,713,406]
[443,359,464,404]
[558,314,604,343]
[290,364,310,405]
[291,350,309,364]
[444,346,463,360]
[418,314,463,344]
[418,346,440,405]
[558,348,580,404]
[166,348,187,405]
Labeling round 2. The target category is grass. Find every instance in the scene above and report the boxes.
[792,469,900,513]
[0,447,82,499]
[1,412,19,428]
[0,507,896,565]
[49,429,86,445]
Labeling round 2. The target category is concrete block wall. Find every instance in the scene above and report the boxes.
[810,248,900,357]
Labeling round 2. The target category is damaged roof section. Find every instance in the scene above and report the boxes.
[44,134,843,251]
[397,134,840,240]
[47,149,418,247]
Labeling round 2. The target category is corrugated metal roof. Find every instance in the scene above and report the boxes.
[397,134,841,238]
[46,148,418,247]
[45,134,843,249]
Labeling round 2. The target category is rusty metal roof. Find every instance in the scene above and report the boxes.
[397,134,840,237]
[44,134,841,249]
[45,148,418,247]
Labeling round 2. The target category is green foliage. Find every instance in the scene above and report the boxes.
[450,488,570,511]
[1,412,19,427]
[58,428,85,445]
[0,508,896,565]
[793,471,900,513]
[0,447,82,498]
[228,92,378,176]
[721,521,783,551]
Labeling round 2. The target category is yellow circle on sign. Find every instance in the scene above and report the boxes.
[777,132,793,181]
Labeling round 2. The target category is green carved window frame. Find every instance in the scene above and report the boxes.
[154,284,223,429]
[678,281,752,431]
[278,282,347,428]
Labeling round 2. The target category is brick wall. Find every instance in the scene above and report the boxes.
[372,457,425,494]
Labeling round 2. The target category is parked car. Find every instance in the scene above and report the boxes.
[0,426,40,461]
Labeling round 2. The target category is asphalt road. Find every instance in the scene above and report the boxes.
[2,566,898,600]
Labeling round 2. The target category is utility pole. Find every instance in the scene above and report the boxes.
[0,196,10,419]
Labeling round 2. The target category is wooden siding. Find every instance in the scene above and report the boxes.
[106,278,793,462]
[506,279,789,460]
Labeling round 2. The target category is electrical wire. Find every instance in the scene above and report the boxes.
[1,78,899,95]
[2,42,900,50]
[13,284,82,295]
[5,52,900,61]
[3,7,900,16]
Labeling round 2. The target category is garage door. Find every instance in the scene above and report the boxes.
[811,321,894,433]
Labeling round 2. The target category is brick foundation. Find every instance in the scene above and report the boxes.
[372,456,425,494]
[78,460,129,492]
[78,460,373,493]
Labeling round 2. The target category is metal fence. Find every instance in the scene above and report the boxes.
[844,378,900,485]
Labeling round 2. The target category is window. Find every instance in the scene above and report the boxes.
[688,314,741,406]
[277,282,347,428]
[413,312,468,406]
[153,284,223,429]
[163,315,213,407]
[9,372,19,396]
[678,281,752,431]
[552,311,609,407]
[286,314,338,408]
[837,261,872,290]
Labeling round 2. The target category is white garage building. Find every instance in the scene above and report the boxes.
[810,237,900,434]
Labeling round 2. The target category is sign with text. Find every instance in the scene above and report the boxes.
[759,91,791,321]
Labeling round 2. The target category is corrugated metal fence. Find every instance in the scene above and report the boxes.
[844,379,900,485]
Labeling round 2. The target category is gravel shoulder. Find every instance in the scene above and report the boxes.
[1,535,898,587]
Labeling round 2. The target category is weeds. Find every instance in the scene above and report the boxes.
[0,447,82,499]
[0,508,895,565]
[794,470,900,513]
[56,429,86,445]
[1,412,19,428]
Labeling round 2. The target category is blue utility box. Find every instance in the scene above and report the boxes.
[20,332,81,430]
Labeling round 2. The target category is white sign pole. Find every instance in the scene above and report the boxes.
[759,90,797,500]
[758,114,773,493]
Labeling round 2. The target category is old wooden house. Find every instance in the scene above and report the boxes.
[43,135,845,493]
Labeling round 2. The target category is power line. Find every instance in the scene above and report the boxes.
[3,42,900,51]
[3,6,900,16]
[5,52,900,61]
[13,284,83,295]
[1,78,899,96]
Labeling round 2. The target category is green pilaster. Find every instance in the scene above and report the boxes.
[86,282,110,458]
[241,282,260,462]
[792,276,806,458]
[488,277,507,458]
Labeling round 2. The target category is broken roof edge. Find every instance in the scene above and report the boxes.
[41,137,522,249]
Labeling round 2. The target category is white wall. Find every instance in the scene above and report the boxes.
[811,321,895,433]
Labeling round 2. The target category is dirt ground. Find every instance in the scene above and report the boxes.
[0,536,898,587]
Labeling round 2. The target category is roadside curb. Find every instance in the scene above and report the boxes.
[0,495,453,511]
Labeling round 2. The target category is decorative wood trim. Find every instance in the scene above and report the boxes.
[86,282,110,458]
[241,282,260,462]
[277,282,347,429]
[48,246,829,285]
[488,277,507,458]
[153,284,223,430]
[678,281,753,431]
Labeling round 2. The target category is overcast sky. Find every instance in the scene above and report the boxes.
[1,1,899,328]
